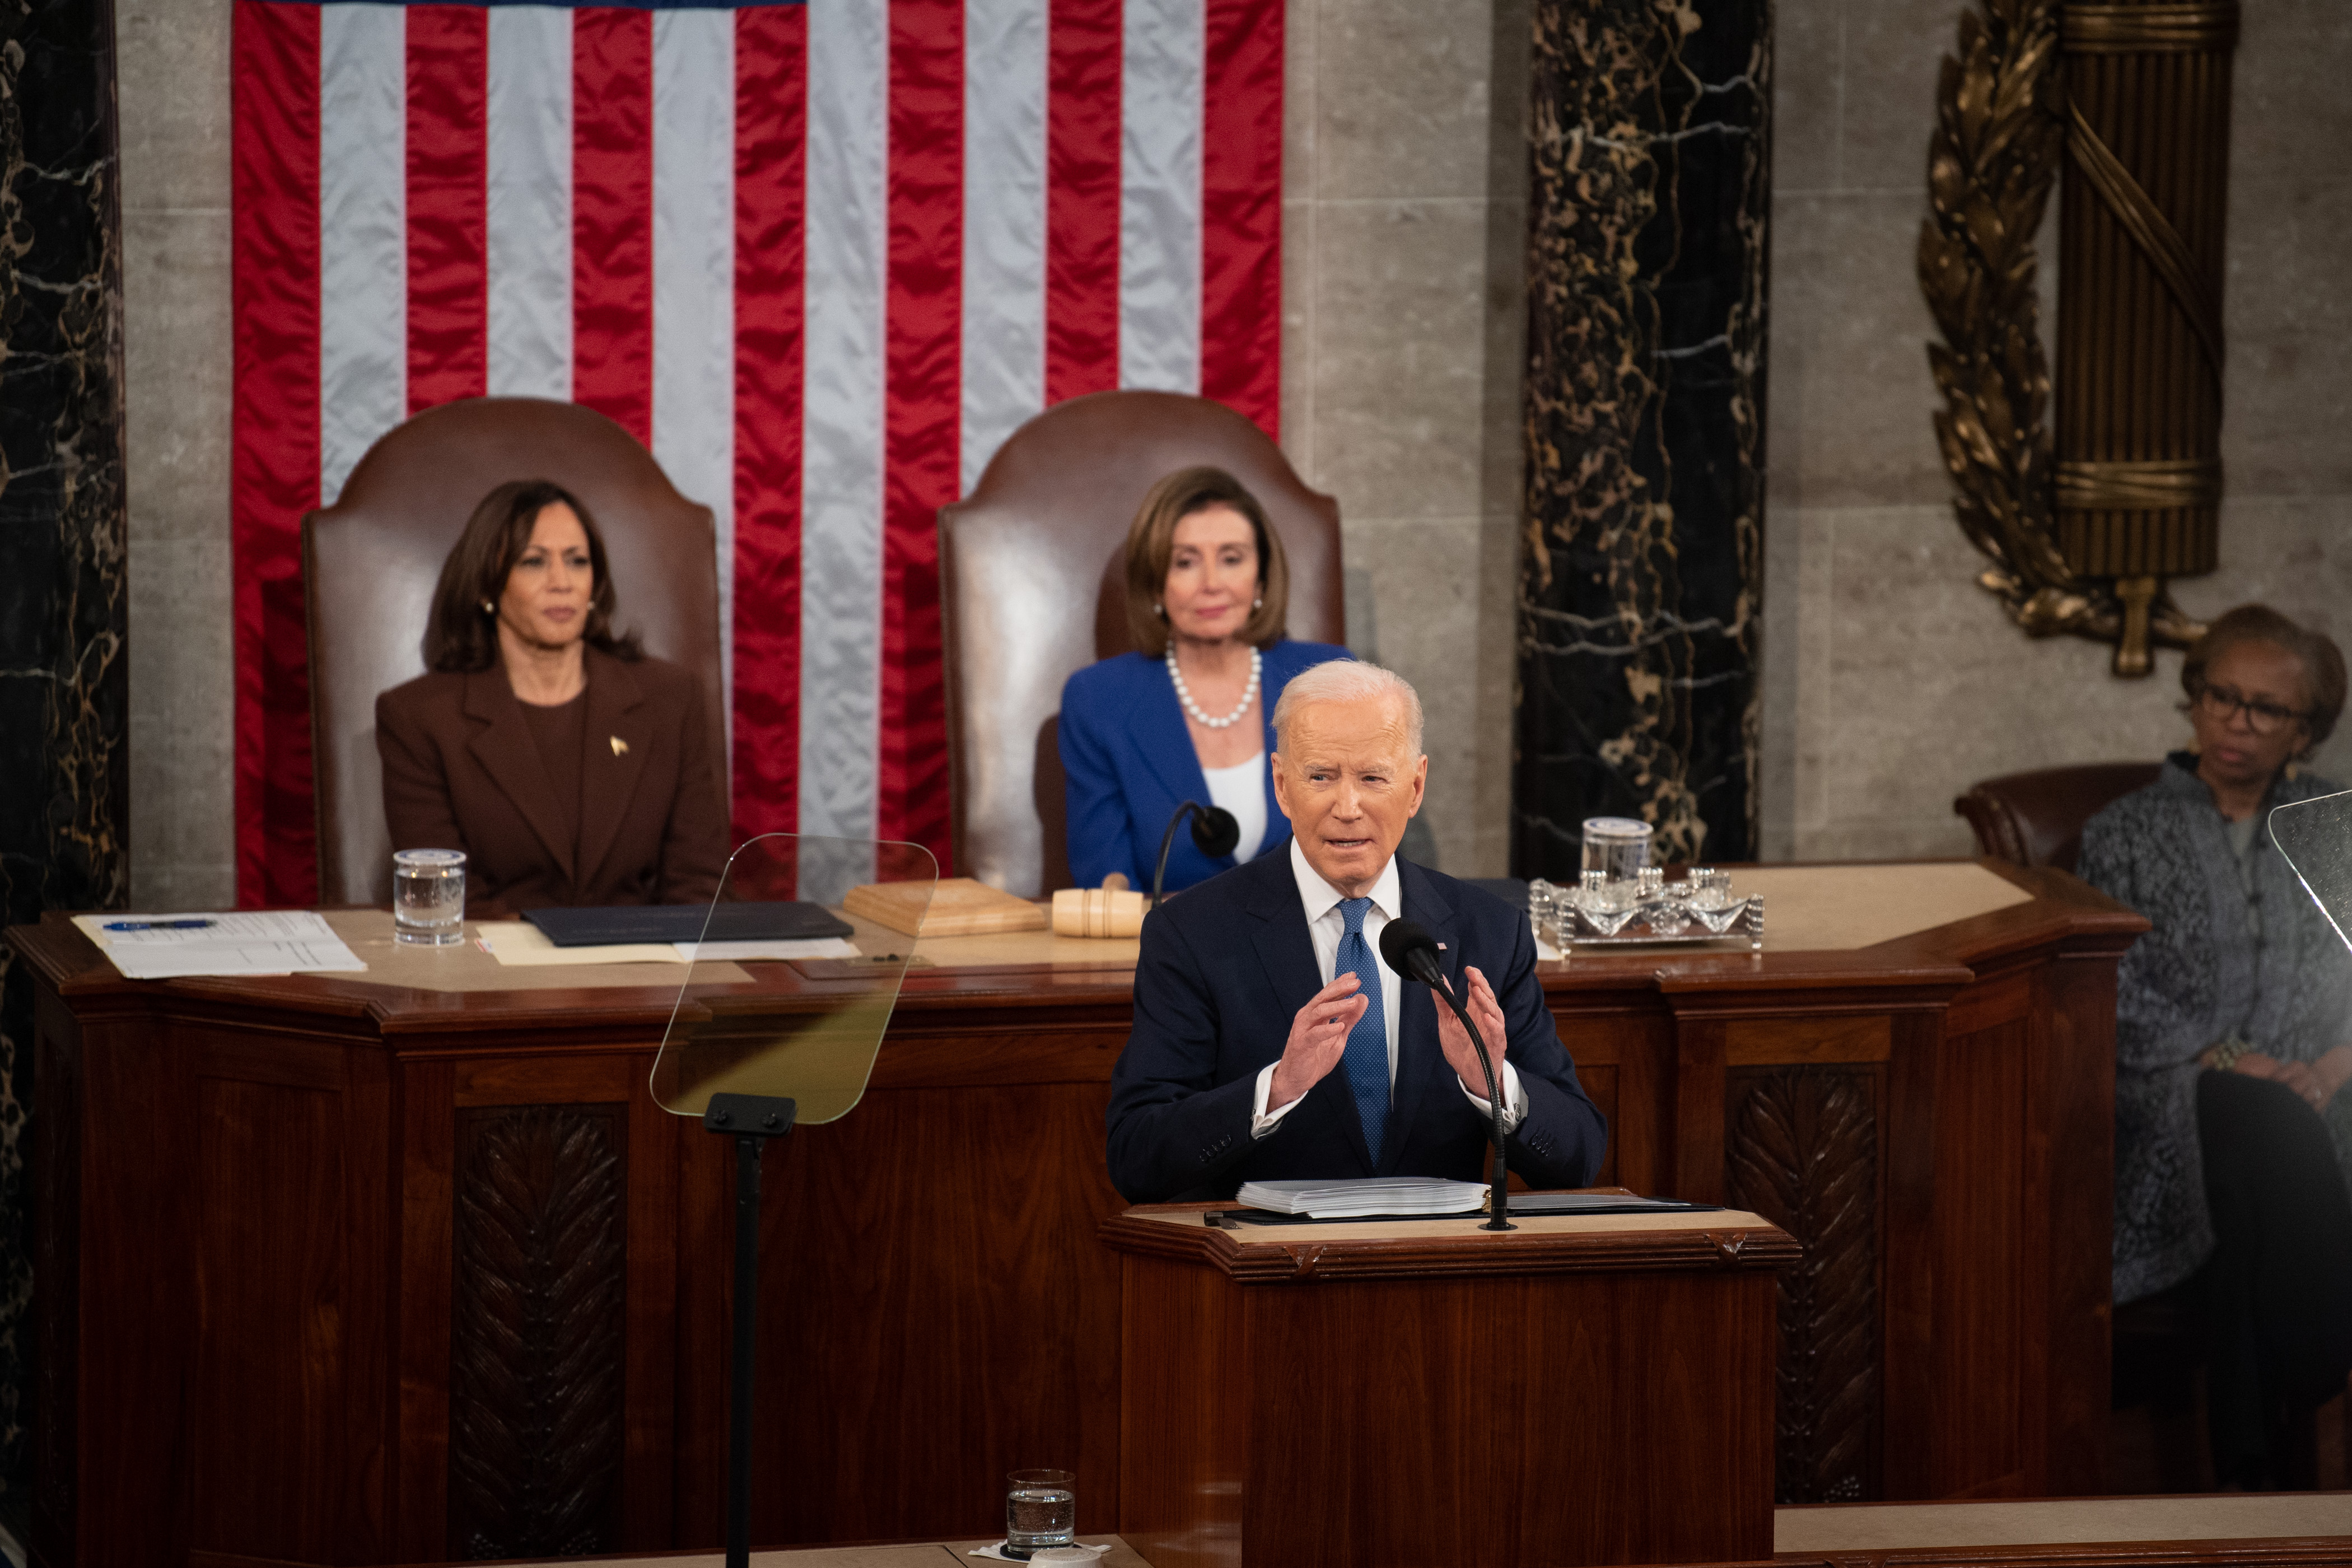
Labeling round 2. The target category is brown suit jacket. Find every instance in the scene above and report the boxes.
[376,647,729,908]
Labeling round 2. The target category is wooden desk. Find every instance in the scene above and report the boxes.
[396,1539,1152,1568]
[10,860,2143,1568]
[1775,1493,2352,1556]
[388,1498,2352,1568]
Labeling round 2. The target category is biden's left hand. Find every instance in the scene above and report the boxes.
[1435,965,1510,1103]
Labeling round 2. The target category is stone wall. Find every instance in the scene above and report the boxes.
[1759,0,2352,861]
[119,0,232,907]
[1277,0,1530,876]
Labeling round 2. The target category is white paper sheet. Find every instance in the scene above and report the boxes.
[673,937,862,962]
[474,921,686,967]
[83,909,333,946]
[73,911,368,979]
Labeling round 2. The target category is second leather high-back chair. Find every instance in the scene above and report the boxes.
[304,396,725,906]
[939,390,1344,898]
[1952,762,2163,874]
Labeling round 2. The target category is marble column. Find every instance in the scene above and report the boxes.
[1512,0,1771,876]
[0,0,130,1499]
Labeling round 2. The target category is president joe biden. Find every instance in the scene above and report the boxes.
[1105,660,1607,1203]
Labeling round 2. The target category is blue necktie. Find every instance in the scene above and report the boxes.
[1336,897,1389,1166]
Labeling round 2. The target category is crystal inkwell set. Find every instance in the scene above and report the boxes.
[1527,818,1765,954]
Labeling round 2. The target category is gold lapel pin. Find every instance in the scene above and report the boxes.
[610,736,629,757]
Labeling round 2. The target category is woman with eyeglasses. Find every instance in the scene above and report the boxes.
[2080,604,2352,1489]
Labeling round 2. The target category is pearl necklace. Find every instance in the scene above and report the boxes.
[1166,646,1262,730]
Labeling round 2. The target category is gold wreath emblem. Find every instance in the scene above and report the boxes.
[1920,0,2209,674]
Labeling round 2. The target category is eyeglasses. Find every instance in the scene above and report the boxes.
[2194,682,2311,736]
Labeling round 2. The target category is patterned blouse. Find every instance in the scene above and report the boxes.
[2078,754,2352,1304]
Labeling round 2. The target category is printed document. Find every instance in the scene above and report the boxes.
[72,911,367,980]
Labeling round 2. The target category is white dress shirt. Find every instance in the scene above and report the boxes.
[1250,838,1525,1139]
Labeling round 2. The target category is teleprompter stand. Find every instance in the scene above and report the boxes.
[653,830,936,1566]
[704,1091,798,1568]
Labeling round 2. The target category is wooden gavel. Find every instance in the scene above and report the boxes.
[1050,886,1145,939]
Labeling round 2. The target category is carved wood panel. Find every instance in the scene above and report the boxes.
[449,1103,628,1560]
[1725,1065,1880,1503]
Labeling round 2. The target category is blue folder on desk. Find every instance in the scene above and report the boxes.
[524,901,854,948]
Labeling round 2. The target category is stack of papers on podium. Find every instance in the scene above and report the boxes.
[1235,1177,1490,1219]
[73,911,367,980]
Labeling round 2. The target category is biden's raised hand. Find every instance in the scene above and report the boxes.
[1435,965,1509,1099]
[1268,971,1369,1110]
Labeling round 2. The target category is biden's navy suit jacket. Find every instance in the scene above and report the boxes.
[1105,850,1608,1203]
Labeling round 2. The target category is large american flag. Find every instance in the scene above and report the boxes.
[231,0,1282,906]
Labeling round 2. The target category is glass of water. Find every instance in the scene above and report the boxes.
[1580,816,1653,884]
[393,848,467,946]
[1004,1468,1076,1558]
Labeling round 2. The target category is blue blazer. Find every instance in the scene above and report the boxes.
[1104,850,1609,1203]
[1058,638,1350,893]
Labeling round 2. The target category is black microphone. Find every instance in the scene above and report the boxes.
[1380,918,1514,1231]
[1150,801,1241,909]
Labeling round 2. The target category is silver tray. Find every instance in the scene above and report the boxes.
[1531,880,1765,953]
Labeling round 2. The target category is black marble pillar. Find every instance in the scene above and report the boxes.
[0,0,129,1509]
[1513,0,1771,876]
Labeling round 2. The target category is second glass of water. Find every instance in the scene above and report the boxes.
[393,848,467,946]
[1004,1468,1075,1559]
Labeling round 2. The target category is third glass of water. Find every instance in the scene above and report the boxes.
[393,848,467,946]
[1004,1468,1075,1558]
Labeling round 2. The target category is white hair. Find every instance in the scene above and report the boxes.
[1272,659,1424,756]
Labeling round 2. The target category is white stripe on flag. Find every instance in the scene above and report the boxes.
[959,0,1048,494]
[318,2,407,504]
[651,8,737,755]
[800,0,889,849]
[486,5,573,402]
[1119,0,1203,394]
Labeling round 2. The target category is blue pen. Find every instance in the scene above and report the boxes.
[103,918,217,932]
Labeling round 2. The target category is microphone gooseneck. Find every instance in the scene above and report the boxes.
[1380,918,1513,1231]
[1150,801,1243,909]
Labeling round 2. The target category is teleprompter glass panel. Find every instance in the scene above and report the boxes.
[650,833,937,1121]
[2271,790,2352,955]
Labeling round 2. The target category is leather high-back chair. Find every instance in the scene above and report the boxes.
[940,391,1344,898]
[304,396,725,906]
[1953,762,2163,874]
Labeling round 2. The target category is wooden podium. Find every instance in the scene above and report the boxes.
[1100,1202,1796,1568]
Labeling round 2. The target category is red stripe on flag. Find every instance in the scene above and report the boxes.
[231,0,323,908]
[732,7,807,840]
[573,8,654,445]
[405,5,488,411]
[880,0,960,862]
[1200,0,1282,438]
[1045,0,1121,405]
